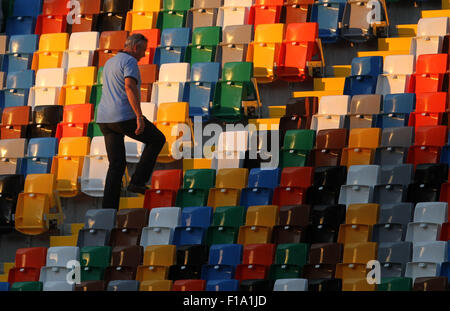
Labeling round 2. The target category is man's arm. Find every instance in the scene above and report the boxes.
[124,77,145,135]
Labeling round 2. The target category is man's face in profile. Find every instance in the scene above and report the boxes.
[134,42,147,61]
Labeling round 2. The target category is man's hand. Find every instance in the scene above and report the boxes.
[135,116,145,135]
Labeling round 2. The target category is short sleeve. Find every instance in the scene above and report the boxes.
[123,57,140,83]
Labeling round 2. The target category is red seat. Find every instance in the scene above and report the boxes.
[172,280,206,291]
[440,222,450,241]
[56,104,94,139]
[272,167,314,206]
[235,244,275,281]
[407,126,448,167]
[0,106,31,139]
[439,183,450,208]
[251,0,284,26]
[143,169,183,210]
[139,64,159,102]
[14,247,47,269]
[132,29,161,66]
[96,31,129,68]
[35,0,70,34]
[278,22,320,82]
[285,0,314,24]
[311,129,348,167]
[409,92,448,127]
[8,268,41,284]
[411,54,448,93]
[69,0,101,33]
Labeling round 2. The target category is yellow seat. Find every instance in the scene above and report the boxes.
[346,204,380,226]
[183,158,212,171]
[214,168,249,189]
[248,118,279,131]
[238,205,278,244]
[378,38,413,52]
[15,174,63,235]
[237,226,272,245]
[335,263,376,291]
[207,188,241,209]
[70,223,85,235]
[125,0,161,31]
[314,78,346,91]
[0,263,14,282]
[343,242,378,264]
[32,33,69,70]
[52,137,91,197]
[50,235,78,247]
[62,67,96,105]
[421,9,450,18]
[341,128,381,167]
[332,65,352,77]
[119,197,145,210]
[357,50,409,59]
[444,0,450,9]
[396,24,417,37]
[140,280,173,291]
[338,224,372,244]
[136,246,176,282]
[247,23,285,83]
[292,90,343,99]
[268,106,286,118]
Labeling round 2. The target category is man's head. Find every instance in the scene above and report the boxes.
[124,34,148,61]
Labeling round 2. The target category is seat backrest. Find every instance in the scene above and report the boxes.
[163,0,192,11]
[58,137,91,156]
[192,26,222,46]
[285,22,318,42]
[412,241,448,262]
[212,206,246,227]
[139,64,158,84]
[414,163,448,186]
[315,129,348,149]
[0,138,27,158]
[415,54,448,74]
[280,167,314,188]
[99,31,128,50]
[84,209,117,229]
[245,205,278,227]
[222,25,253,45]
[378,164,413,185]
[13,0,43,17]
[346,165,380,186]
[150,169,183,190]
[66,67,96,86]
[347,128,381,149]
[222,62,253,82]
[156,102,189,123]
[182,169,216,189]
[417,17,449,37]
[414,202,448,223]
[90,137,107,156]
[283,130,316,150]
[254,23,285,43]
[143,245,176,266]
[6,70,35,89]
[38,33,69,52]
[15,247,48,269]
[110,245,142,267]
[160,28,191,47]
[181,206,213,227]
[78,0,101,14]
[247,168,280,189]
[379,203,414,225]
[193,0,222,9]
[9,34,39,54]
[42,0,70,15]
[101,0,133,13]
[158,63,190,82]
[414,126,447,147]
[190,62,220,82]
[68,32,100,51]
[148,207,182,228]
[62,104,94,124]
[24,174,56,195]
[80,246,112,268]
[28,138,59,158]
[318,95,351,115]
[35,68,66,88]
[1,106,31,125]
[383,55,415,75]
[46,247,80,267]
[242,244,275,265]
[377,241,412,264]
[32,105,64,125]
[115,208,149,229]
[275,243,309,266]
[349,95,381,114]
[383,93,415,113]
[208,244,243,266]
[215,168,248,189]
[217,130,249,153]
[131,29,161,49]
[415,92,448,113]
[351,56,383,77]
[133,0,162,11]
[224,0,253,7]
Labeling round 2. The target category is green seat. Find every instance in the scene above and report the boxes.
[206,206,246,245]
[187,26,222,64]
[89,67,103,106]
[269,243,309,280]
[160,0,192,29]
[80,246,111,282]
[281,130,316,168]
[176,169,216,207]
[377,278,412,291]
[176,188,210,207]
[10,281,43,291]
[211,62,255,122]
[87,123,103,138]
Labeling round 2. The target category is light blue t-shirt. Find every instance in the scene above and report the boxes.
[96,52,141,123]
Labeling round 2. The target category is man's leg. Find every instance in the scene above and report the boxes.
[99,123,127,209]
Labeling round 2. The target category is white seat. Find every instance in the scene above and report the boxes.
[151,63,190,106]
[141,102,158,123]
[273,279,308,291]
[405,222,441,242]
[338,185,374,205]
[410,17,449,57]
[216,0,253,28]
[0,138,27,174]
[376,55,415,95]
[125,136,145,163]
[46,247,80,267]
[140,207,182,246]
[414,202,448,224]
[63,32,100,68]
[81,137,109,197]
[311,96,350,132]
[413,241,448,263]
[212,130,249,170]
[40,266,72,283]
[29,68,66,107]
[43,281,75,291]
[405,262,441,282]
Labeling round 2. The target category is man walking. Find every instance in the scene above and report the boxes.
[96,33,166,209]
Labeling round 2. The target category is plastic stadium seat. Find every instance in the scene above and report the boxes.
[32,33,69,70]
[96,31,128,68]
[0,283,9,291]
[160,0,192,30]
[39,247,80,284]
[306,166,347,205]
[131,29,160,66]
[187,26,221,64]
[188,62,220,120]
[407,126,447,167]
[308,279,342,291]
[125,0,161,31]
[244,129,278,170]
[310,0,347,44]
[335,263,375,291]
[376,93,415,128]
[80,246,112,281]
[284,0,314,24]
[217,0,253,29]
[207,168,248,209]
[10,282,43,291]
[306,204,346,243]
[344,56,383,96]
[56,104,94,139]
[340,128,381,167]
[372,203,414,243]
[409,92,448,127]
[0,139,27,175]
[342,242,378,264]
[405,262,441,283]
[176,169,216,207]
[51,137,91,197]
[42,281,75,291]
[173,206,213,245]
[311,95,351,132]
[29,68,66,107]
[35,0,70,35]
[154,28,191,66]
[240,168,280,208]
[15,174,63,235]
[347,95,381,129]
[269,243,309,280]
[2,35,39,73]
[251,0,284,25]
[310,129,347,167]
[211,130,249,170]
[107,280,140,291]
[374,127,414,165]
[376,55,415,95]
[411,17,449,57]
[109,208,149,247]
[80,137,108,197]
[377,278,413,291]
[97,0,132,32]
[191,0,222,29]
[104,245,142,282]
[281,130,315,168]
[143,170,183,210]
[413,241,448,263]
[346,203,380,226]
[206,206,246,245]
[29,105,64,138]
[8,248,47,284]
[238,205,278,244]
[373,164,413,204]
[12,0,42,17]
[206,279,240,291]
[63,32,100,69]
[412,54,448,93]
[2,70,35,108]
[413,277,448,291]
[151,63,190,107]
[172,280,206,291]
[240,279,275,291]
[219,25,253,67]
[339,165,380,206]
[62,66,97,106]
[140,280,173,291]
[272,167,313,207]
[138,64,158,102]
[0,175,25,232]
[77,209,116,248]
[407,163,448,204]
[136,245,176,281]
[308,243,343,265]
[124,136,145,164]
[235,244,276,281]
[413,202,448,224]
[67,0,101,33]
[201,244,243,280]
[378,242,412,278]
[169,245,209,280]
[1,106,31,140]
[248,23,285,83]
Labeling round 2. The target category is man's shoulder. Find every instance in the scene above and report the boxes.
[107,52,137,67]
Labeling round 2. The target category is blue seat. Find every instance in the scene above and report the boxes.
[173,206,213,245]
[376,93,415,128]
[12,0,43,17]
[440,135,450,166]
[6,17,37,36]
[201,244,243,281]
[441,262,450,284]
[3,35,39,72]
[311,0,347,43]
[188,62,220,120]
[206,279,240,291]
[1,70,35,108]
[0,282,9,291]
[154,28,191,66]
[239,168,281,208]
[25,138,59,175]
[344,56,383,96]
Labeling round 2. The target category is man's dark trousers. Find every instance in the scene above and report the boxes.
[99,117,166,209]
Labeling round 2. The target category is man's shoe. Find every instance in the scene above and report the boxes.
[127,183,147,195]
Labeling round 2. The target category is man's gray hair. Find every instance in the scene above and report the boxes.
[125,33,148,49]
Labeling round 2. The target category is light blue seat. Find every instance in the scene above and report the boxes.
[3,35,39,72]
[154,28,191,65]
[2,70,35,108]
[188,62,220,120]
[376,93,415,128]
[240,168,281,208]
[311,0,347,43]
[173,206,213,245]
[201,244,243,281]
[344,56,383,96]
[206,279,240,291]
[25,138,58,175]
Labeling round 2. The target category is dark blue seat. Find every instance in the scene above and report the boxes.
[154,28,191,66]
[440,135,450,165]
[310,0,347,43]
[343,56,383,96]
[6,17,37,36]
[25,138,59,175]
[188,62,220,121]
[12,0,43,17]
[3,35,39,73]
[376,93,415,128]
[173,206,213,245]
[2,70,35,108]
[201,244,243,281]
[239,168,281,208]
[440,262,450,284]
[0,282,9,291]
[206,279,240,291]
